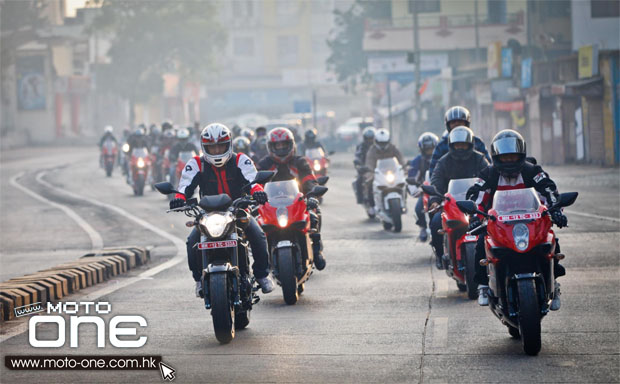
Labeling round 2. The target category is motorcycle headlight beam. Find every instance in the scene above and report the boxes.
[137,158,145,168]
[276,207,289,228]
[513,223,529,251]
[386,172,395,184]
[200,212,234,238]
[313,161,321,171]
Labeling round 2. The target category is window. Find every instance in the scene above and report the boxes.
[233,37,254,56]
[278,35,298,66]
[591,0,620,18]
[487,0,507,24]
[409,0,440,14]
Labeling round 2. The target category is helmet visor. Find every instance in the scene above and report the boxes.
[491,137,525,156]
[448,129,473,145]
[269,140,293,158]
[203,142,230,156]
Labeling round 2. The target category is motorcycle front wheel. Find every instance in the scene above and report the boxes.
[134,174,145,196]
[517,279,542,355]
[210,273,235,343]
[464,243,478,300]
[277,248,299,305]
[388,198,402,232]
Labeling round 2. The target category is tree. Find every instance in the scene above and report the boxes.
[91,1,226,120]
[326,1,390,93]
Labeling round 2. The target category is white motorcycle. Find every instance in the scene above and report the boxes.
[372,157,407,232]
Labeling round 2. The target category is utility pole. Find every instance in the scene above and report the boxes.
[474,0,480,62]
[312,88,317,128]
[412,0,421,133]
[387,79,392,136]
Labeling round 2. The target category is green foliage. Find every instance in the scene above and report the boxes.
[91,0,226,102]
[326,1,390,93]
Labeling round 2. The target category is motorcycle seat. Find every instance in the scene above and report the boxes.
[199,194,233,211]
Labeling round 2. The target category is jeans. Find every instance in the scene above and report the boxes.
[186,216,270,282]
[415,196,426,228]
[429,211,443,258]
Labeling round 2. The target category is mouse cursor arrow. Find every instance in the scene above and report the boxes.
[159,361,176,381]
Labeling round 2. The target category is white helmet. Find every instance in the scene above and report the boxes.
[374,128,390,150]
[201,123,232,167]
[176,128,190,140]
[104,125,114,134]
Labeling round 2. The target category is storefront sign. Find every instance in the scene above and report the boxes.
[501,48,512,78]
[493,100,524,111]
[578,45,599,79]
[487,41,502,79]
[521,58,532,88]
[16,55,46,110]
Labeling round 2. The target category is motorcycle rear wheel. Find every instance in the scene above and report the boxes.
[388,199,402,232]
[209,273,235,344]
[517,279,542,355]
[464,243,478,300]
[134,175,145,196]
[277,248,299,305]
[105,162,114,177]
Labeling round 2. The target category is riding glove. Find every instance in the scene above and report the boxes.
[169,198,185,210]
[252,191,268,205]
[551,210,568,228]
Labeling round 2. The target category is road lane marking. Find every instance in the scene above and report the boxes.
[564,209,620,223]
[9,172,104,249]
[435,279,449,298]
[0,171,186,344]
[432,317,448,349]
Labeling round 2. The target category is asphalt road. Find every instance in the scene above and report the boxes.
[1,146,618,383]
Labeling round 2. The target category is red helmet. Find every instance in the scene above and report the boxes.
[267,127,295,163]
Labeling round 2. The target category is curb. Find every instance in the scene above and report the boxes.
[0,246,150,322]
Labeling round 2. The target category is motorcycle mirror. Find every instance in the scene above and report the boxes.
[421,184,440,197]
[456,200,478,215]
[406,177,418,185]
[252,171,275,185]
[307,185,328,198]
[316,176,329,186]
[556,192,578,209]
[154,182,178,195]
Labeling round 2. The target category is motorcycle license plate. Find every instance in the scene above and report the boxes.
[198,240,237,249]
[464,235,477,241]
[497,212,541,222]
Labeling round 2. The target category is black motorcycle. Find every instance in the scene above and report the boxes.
[155,170,274,344]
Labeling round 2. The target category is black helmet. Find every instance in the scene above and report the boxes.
[305,128,317,142]
[418,132,439,153]
[444,106,471,131]
[161,120,173,132]
[255,126,267,137]
[232,136,251,154]
[448,126,474,160]
[490,129,526,176]
[362,127,376,142]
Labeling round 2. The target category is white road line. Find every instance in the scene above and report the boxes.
[435,279,449,298]
[432,317,448,349]
[9,172,104,249]
[564,209,620,223]
[0,171,186,344]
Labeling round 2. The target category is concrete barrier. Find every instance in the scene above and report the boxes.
[0,246,150,322]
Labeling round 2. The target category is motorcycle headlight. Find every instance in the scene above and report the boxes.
[513,223,529,251]
[313,160,321,171]
[122,143,130,153]
[276,207,289,228]
[386,172,395,184]
[137,158,145,168]
[200,212,234,238]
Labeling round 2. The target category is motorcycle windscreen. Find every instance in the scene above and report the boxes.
[447,177,478,200]
[375,157,400,172]
[264,180,300,208]
[178,151,196,163]
[305,147,325,160]
[103,140,117,151]
[492,188,541,214]
[132,147,149,157]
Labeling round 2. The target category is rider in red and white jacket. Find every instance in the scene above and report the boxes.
[169,123,274,296]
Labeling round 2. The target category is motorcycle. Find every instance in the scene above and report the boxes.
[154,170,275,344]
[422,178,479,299]
[129,147,150,196]
[406,170,431,239]
[372,157,407,232]
[257,179,328,305]
[305,148,330,177]
[149,145,162,191]
[353,163,376,219]
[101,139,118,177]
[171,150,197,188]
[457,189,578,355]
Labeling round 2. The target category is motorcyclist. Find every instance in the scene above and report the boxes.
[466,129,566,309]
[407,132,439,242]
[428,106,491,176]
[428,127,489,270]
[256,127,327,270]
[364,129,404,215]
[250,126,269,163]
[99,126,118,167]
[353,127,376,204]
[232,136,252,155]
[168,127,200,181]
[169,123,275,296]
[299,128,326,154]
[241,128,255,143]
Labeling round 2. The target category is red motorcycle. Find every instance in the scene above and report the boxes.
[305,148,330,177]
[101,139,118,177]
[422,178,480,299]
[257,179,327,305]
[457,188,577,355]
[130,147,150,196]
[171,150,197,187]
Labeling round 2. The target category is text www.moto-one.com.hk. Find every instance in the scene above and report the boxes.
[5,355,162,370]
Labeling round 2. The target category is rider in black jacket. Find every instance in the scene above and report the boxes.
[465,129,567,309]
[353,127,375,204]
[429,127,489,270]
[256,127,327,270]
[168,123,275,297]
